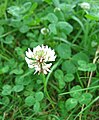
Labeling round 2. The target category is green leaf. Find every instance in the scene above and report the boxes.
[72,52,89,63]
[33,101,40,113]
[13,85,24,92]
[25,96,35,107]
[36,79,43,84]
[49,23,57,34]
[20,2,32,14]
[86,63,96,71]
[24,91,33,97]
[26,32,35,38]
[25,84,34,91]
[15,76,24,85]
[64,73,74,82]
[54,10,65,21]
[58,101,67,117]
[22,76,31,85]
[70,85,82,99]
[0,116,2,119]
[79,93,92,105]
[85,14,99,21]
[30,2,38,11]
[2,85,12,95]
[17,69,34,82]
[78,60,96,72]
[0,26,4,35]
[7,2,32,17]
[30,42,39,48]
[10,68,24,75]
[59,3,74,12]
[54,69,65,89]
[35,92,44,101]
[4,35,14,44]
[56,43,71,59]
[0,97,10,105]
[7,6,21,17]
[19,25,29,33]
[54,69,64,80]
[43,0,52,4]
[47,13,58,23]
[65,98,78,111]
[24,2,38,20]
[0,66,9,74]
[15,47,24,56]
[21,39,29,46]
[59,80,65,89]
[52,0,60,7]
[62,60,77,73]
[57,21,73,34]
[78,60,86,67]
[10,19,22,28]
[8,59,17,69]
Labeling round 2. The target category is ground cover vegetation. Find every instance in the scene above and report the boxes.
[0,0,99,120]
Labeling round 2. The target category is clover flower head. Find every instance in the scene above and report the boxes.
[54,7,61,12]
[25,45,56,74]
[41,27,49,35]
[79,2,90,10]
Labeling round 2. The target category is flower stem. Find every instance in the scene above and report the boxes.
[41,59,62,108]
[42,74,55,108]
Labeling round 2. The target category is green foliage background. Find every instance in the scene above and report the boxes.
[0,0,99,120]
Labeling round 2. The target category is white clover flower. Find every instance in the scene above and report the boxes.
[79,2,90,10]
[25,45,56,74]
[41,28,49,35]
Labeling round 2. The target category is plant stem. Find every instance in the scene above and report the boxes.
[59,85,99,96]
[76,72,84,88]
[42,59,62,108]
[42,74,55,108]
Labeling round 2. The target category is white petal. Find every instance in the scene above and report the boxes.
[43,70,48,74]
[26,48,33,58]
[46,63,52,68]
[42,63,52,73]
[34,64,41,74]
[28,64,34,68]
[25,57,33,64]
[41,28,49,35]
